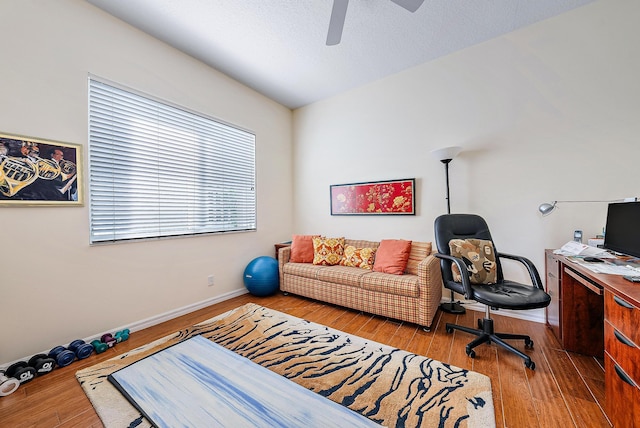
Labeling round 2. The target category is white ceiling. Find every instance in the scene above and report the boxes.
[86,0,595,109]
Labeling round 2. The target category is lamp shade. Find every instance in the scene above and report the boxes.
[538,202,557,216]
[538,199,629,216]
[431,146,462,162]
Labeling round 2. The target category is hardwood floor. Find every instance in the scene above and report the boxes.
[0,293,612,427]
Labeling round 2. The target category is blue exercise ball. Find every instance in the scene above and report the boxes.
[243,256,279,296]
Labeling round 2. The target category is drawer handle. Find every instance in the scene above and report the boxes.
[613,295,634,309]
[614,329,635,347]
[614,364,637,387]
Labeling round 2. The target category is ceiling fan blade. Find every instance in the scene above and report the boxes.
[390,0,425,13]
[326,0,349,46]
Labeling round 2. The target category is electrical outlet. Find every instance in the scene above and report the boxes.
[207,275,214,286]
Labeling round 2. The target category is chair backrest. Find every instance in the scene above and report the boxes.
[434,214,504,283]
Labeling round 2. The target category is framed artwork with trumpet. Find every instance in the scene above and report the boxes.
[0,132,83,206]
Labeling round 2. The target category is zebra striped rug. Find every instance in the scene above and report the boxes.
[76,303,495,427]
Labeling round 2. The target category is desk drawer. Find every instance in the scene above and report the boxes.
[605,290,640,346]
[605,354,640,428]
[605,321,640,384]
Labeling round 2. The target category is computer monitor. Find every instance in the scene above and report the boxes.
[604,201,640,259]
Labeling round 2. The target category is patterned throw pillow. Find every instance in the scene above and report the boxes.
[448,239,497,285]
[372,239,412,275]
[340,245,377,269]
[312,237,345,266]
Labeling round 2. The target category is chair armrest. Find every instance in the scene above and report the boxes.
[434,253,474,299]
[497,252,544,289]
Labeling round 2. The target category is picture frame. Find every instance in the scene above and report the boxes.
[330,178,415,215]
[0,132,83,206]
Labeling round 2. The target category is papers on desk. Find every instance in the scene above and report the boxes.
[553,241,614,258]
[565,257,640,275]
[555,241,640,275]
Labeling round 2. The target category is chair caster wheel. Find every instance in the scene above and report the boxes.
[477,319,483,329]
[525,339,534,349]
[466,348,476,358]
[525,360,536,370]
[446,326,454,334]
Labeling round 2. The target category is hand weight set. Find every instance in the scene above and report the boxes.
[0,372,20,397]
[114,329,130,342]
[69,340,94,359]
[4,362,36,385]
[91,339,108,354]
[28,354,56,375]
[101,333,117,348]
[49,339,94,367]
[0,353,56,394]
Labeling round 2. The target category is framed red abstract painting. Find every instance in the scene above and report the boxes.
[330,178,415,215]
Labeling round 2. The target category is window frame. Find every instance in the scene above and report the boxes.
[88,76,257,244]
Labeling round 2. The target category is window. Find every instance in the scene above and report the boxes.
[88,78,256,243]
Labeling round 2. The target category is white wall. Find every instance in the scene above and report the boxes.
[0,1,292,363]
[293,0,640,318]
[3,0,638,364]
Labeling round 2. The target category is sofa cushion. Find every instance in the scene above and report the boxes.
[360,272,419,298]
[312,237,345,266]
[372,239,412,275]
[316,266,372,288]
[448,238,497,284]
[345,239,380,250]
[405,241,433,275]
[290,235,319,263]
[283,262,326,280]
[340,245,377,269]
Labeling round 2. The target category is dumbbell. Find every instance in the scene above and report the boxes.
[49,340,95,367]
[4,361,36,385]
[101,333,117,348]
[114,329,130,343]
[28,354,56,375]
[69,340,94,360]
[91,340,108,354]
[0,371,20,397]
[48,346,75,367]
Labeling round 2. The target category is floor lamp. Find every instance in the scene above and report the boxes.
[431,145,465,314]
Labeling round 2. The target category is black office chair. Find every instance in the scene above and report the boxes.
[434,214,551,370]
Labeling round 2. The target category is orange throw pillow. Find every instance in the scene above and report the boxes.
[289,235,319,263]
[373,239,412,275]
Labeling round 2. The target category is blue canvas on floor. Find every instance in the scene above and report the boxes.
[108,334,380,427]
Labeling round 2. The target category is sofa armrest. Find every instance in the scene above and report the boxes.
[278,246,291,283]
[278,246,291,263]
[416,254,443,302]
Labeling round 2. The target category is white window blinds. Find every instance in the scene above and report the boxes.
[88,78,256,244]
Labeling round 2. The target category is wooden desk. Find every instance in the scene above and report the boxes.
[545,250,640,427]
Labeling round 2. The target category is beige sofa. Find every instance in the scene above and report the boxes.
[278,239,443,331]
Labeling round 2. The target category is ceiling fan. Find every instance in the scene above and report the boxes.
[326,0,425,46]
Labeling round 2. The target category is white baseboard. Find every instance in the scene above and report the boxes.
[1,288,249,369]
[440,299,546,324]
[116,288,248,334]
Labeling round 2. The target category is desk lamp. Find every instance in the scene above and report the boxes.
[538,199,630,216]
[431,145,465,314]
